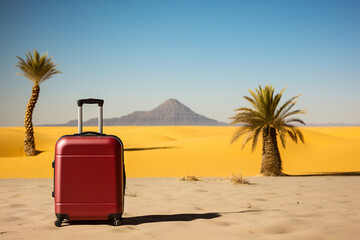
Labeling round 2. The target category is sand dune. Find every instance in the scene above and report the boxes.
[0,126,359,178]
[1,127,360,239]
[0,177,359,240]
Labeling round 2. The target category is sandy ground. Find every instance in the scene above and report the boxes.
[1,126,360,178]
[1,177,359,240]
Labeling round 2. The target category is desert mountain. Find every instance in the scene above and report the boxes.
[61,99,227,126]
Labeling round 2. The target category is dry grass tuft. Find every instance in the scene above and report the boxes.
[180,175,202,181]
[230,173,250,185]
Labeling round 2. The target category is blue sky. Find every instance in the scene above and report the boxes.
[0,0,359,126]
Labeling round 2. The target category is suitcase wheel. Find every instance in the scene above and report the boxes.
[113,218,122,226]
[55,218,63,227]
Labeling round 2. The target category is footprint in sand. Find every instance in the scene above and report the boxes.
[217,221,232,227]
[38,225,57,231]
[112,225,138,233]
[8,204,27,208]
[196,189,209,193]
[263,225,293,235]
[7,188,18,193]
[25,211,44,216]
[254,198,267,202]
[264,192,277,196]
[10,194,23,198]
[1,216,21,222]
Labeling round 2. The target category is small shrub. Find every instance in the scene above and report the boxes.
[230,173,250,185]
[180,175,202,181]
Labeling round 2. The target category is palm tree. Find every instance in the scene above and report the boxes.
[230,85,306,176]
[15,50,61,156]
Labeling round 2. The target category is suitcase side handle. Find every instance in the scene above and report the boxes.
[77,98,104,134]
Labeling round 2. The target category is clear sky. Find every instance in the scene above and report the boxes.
[0,0,359,127]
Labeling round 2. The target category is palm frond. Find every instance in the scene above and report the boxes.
[15,50,61,85]
[251,126,263,151]
[278,129,287,148]
[282,109,306,119]
[270,88,283,117]
[230,112,264,124]
[286,129,298,143]
[243,96,258,111]
[242,132,254,149]
[230,126,253,144]
[230,85,306,149]
[295,129,305,143]
[286,118,306,125]
[274,95,300,119]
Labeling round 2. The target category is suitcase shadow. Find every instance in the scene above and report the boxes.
[63,210,261,227]
[286,171,360,177]
[122,212,220,225]
[122,210,262,226]
[124,146,176,151]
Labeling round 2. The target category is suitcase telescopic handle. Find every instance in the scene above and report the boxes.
[77,98,104,134]
[77,99,104,107]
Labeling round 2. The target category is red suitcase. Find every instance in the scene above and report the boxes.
[52,99,125,227]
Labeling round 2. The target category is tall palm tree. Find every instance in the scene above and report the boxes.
[230,85,306,176]
[15,50,61,156]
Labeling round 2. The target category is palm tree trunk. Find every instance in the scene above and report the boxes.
[24,84,40,156]
[261,126,283,176]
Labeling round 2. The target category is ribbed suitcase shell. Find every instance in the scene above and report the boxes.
[54,134,124,221]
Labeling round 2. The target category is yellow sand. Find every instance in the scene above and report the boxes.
[0,126,359,178]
